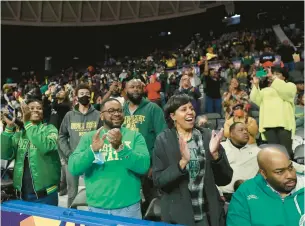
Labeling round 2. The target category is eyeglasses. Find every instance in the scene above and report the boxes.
[101,108,123,115]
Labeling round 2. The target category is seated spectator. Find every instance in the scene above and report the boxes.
[295,92,304,129]
[145,74,162,107]
[250,67,297,158]
[235,67,248,91]
[223,78,249,119]
[219,122,261,199]
[224,104,258,145]
[68,98,150,219]
[174,74,201,115]
[227,147,304,226]
[152,94,232,226]
[1,100,61,205]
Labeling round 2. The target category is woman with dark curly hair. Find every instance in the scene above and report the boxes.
[152,94,233,226]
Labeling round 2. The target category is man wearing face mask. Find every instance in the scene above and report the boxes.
[58,83,102,207]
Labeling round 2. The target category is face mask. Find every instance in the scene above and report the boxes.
[78,96,90,106]
[234,109,244,117]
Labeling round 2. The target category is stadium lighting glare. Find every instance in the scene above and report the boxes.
[232,14,240,18]
[168,31,171,35]
[224,17,227,19]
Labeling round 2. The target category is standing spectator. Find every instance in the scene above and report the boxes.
[204,68,222,114]
[174,74,201,115]
[152,94,232,226]
[227,147,304,226]
[145,74,162,107]
[123,79,167,212]
[68,98,150,219]
[250,67,297,158]
[222,78,249,119]
[241,51,255,72]
[101,80,125,106]
[236,67,248,91]
[277,40,296,72]
[224,104,258,145]
[49,89,71,196]
[1,100,60,205]
[259,47,275,65]
[58,83,102,207]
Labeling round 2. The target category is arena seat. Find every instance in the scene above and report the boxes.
[294,144,304,165]
[144,197,161,221]
[70,188,87,209]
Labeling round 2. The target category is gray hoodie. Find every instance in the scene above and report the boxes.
[58,105,102,161]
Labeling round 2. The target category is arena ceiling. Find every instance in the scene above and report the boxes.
[1,1,232,26]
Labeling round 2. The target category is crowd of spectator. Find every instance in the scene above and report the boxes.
[1,23,304,226]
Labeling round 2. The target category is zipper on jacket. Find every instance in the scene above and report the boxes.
[28,148,38,199]
[19,151,27,199]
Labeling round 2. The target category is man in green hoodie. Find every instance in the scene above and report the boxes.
[68,98,150,219]
[58,83,102,207]
[123,79,167,212]
[227,147,304,226]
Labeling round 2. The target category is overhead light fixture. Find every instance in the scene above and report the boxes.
[73,57,79,60]
[224,17,227,19]
[168,32,171,35]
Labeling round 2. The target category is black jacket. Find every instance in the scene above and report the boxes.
[152,128,233,226]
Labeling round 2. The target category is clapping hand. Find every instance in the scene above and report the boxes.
[209,129,224,160]
[179,136,190,170]
[91,128,107,152]
[107,128,123,151]
[20,102,31,123]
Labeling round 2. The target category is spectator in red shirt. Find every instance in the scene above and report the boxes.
[145,74,162,107]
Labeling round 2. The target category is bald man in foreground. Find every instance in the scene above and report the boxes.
[227,147,305,226]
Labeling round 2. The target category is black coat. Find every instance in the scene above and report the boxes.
[152,128,233,226]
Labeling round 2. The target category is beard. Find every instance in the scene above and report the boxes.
[126,92,143,105]
[103,118,123,129]
[111,91,120,97]
[266,177,297,194]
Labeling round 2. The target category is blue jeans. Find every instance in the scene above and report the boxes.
[23,191,58,206]
[205,96,222,114]
[284,61,295,72]
[88,202,142,219]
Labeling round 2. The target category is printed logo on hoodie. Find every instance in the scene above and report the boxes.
[123,115,145,132]
[71,121,98,137]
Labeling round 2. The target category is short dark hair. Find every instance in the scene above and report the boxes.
[229,122,244,133]
[100,98,121,112]
[75,83,91,96]
[164,94,193,128]
[26,99,43,106]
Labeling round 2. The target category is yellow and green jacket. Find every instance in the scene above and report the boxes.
[1,122,60,193]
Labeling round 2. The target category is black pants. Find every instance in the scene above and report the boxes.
[264,127,293,158]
